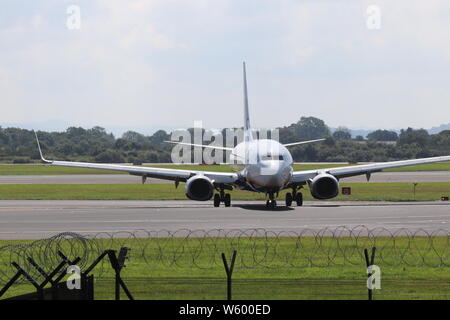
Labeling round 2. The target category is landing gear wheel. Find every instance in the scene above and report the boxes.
[285,193,293,207]
[295,192,303,206]
[214,194,221,207]
[266,199,277,209]
[224,193,231,207]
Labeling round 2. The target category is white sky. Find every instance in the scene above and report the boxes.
[1,0,450,135]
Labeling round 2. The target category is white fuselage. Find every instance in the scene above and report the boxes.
[230,139,293,191]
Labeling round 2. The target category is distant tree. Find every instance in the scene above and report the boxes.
[142,151,159,163]
[278,127,297,144]
[323,136,336,146]
[397,128,429,147]
[280,117,330,143]
[355,135,365,141]
[114,138,129,150]
[367,130,398,141]
[149,130,169,146]
[122,131,146,144]
[66,127,87,138]
[2,116,450,164]
[88,126,106,137]
[94,150,124,163]
[303,144,318,161]
[332,127,351,141]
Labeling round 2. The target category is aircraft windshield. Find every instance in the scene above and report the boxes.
[261,154,284,161]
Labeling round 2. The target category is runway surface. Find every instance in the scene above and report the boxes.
[0,200,449,239]
[1,171,450,184]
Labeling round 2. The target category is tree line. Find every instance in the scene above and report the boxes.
[1,117,449,164]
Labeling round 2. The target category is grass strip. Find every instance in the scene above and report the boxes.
[0,182,449,201]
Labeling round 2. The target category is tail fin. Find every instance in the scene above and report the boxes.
[243,62,253,142]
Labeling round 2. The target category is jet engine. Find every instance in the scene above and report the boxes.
[308,173,339,200]
[185,175,214,201]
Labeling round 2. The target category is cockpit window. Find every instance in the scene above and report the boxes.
[261,154,284,161]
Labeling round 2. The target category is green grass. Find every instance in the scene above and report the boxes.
[1,162,450,175]
[0,237,448,300]
[0,182,449,201]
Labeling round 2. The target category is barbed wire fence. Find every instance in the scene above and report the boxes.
[0,226,449,285]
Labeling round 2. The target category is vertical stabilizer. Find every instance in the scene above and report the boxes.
[243,62,253,142]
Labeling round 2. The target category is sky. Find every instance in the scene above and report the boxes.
[1,0,450,136]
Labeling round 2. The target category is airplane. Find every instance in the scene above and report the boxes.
[35,62,450,209]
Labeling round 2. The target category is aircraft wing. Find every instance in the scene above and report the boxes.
[35,133,239,184]
[292,155,450,183]
[49,160,239,183]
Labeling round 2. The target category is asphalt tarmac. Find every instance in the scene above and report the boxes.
[0,200,448,239]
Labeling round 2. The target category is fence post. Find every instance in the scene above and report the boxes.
[107,248,133,301]
[364,247,377,300]
[1,247,133,300]
[221,250,237,300]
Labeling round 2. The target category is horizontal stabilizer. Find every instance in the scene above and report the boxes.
[164,141,233,151]
[283,138,326,148]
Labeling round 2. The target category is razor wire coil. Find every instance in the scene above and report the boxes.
[0,226,449,285]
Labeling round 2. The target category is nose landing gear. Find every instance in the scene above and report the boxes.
[265,192,278,209]
[266,199,277,209]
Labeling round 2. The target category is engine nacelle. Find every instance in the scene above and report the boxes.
[185,175,214,201]
[309,173,339,200]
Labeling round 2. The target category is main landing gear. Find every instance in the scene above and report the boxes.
[213,189,231,207]
[285,189,303,207]
[212,187,302,209]
[264,189,303,209]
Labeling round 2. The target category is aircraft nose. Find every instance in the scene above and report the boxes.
[260,161,283,176]
[248,162,291,187]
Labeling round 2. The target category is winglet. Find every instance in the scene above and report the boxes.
[34,131,52,163]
